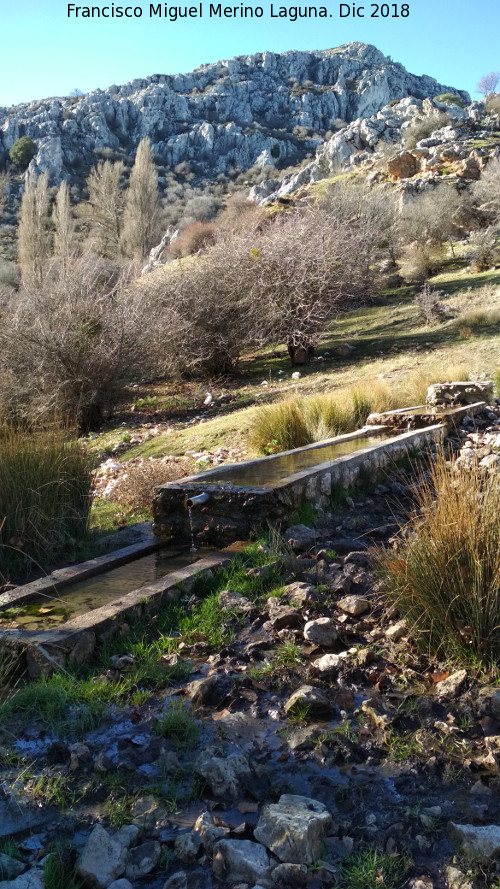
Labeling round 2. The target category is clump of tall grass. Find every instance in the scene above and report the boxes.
[249,399,312,453]
[250,381,395,453]
[0,423,94,583]
[397,364,469,407]
[379,451,500,666]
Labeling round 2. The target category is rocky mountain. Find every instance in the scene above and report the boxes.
[0,43,469,186]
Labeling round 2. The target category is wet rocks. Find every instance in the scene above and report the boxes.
[254,794,331,864]
[284,685,335,719]
[449,823,500,858]
[195,752,261,801]
[303,618,337,647]
[212,838,271,884]
[311,652,350,679]
[76,824,128,889]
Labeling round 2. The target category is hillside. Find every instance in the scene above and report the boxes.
[0,43,468,186]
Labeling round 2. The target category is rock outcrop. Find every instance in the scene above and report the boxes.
[0,43,467,185]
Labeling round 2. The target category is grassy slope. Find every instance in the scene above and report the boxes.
[89,263,500,468]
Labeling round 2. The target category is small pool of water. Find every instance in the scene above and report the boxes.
[0,548,210,631]
[187,432,394,488]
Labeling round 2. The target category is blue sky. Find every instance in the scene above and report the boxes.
[1,0,498,106]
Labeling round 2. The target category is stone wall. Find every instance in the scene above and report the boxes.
[152,426,443,547]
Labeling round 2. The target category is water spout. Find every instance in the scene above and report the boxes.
[186,492,210,507]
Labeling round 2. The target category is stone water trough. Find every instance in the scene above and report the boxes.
[0,389,487,676]
[153,394,489,549]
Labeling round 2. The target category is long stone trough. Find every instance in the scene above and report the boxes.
[152,423,446,548]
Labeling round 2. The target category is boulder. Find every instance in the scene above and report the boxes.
[476,687,500,719]
[254,794,332,864]
[387,151,421,180]
[212,839,271,884]
[125,842,161,880]
[337,596,370,617]
[195,752,255,801]
[76,824,128,889]
[425,381,493,406]
[284,685,334,719]
[284,525,316,552]
[449,823,500,858]
[434,670,468,699]
[303,617,337,647]
[0,871,44,889]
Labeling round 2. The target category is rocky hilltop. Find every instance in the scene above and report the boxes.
[0,43,469,184]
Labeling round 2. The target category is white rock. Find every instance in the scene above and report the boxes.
[254,794,331,864]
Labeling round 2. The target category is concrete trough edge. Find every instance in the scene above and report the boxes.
[0,531,164,610]
[0,547,243,660]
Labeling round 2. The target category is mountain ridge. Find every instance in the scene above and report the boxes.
[0,42,469,186]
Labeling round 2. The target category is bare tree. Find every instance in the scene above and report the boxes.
[0,255,150,431]
[143,186,382,375]
[121,137,160,260]
[83,159,125,256]
[53,180,76,266]
[473,158,500,221]
[476,72,500,97]
[17,171,51,284]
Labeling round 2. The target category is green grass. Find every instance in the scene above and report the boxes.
[339,848,411,889]
[379,450,500,666]
[0,423,94,583]
[42,847,82,889]
[155,700,200,749]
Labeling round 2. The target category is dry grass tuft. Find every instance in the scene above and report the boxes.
[379,450,500,665]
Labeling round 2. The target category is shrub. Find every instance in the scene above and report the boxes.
[0,423,93,583]
[109,457,193,508]
[434,93,465,108]
[9,136,37,169]
[249,399,311,454]
[250,382,394,453]
[415,283,447,324]
[402,111,451,149]
[379,451,500,665]
[168,221,216,258]
[467,226,499,271]
[0,255,150,431]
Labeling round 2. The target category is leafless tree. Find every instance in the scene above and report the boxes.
[0,255,150,431]
[83,159,125,256]
[476,72,500,97]
[121,137,161,260]
[17,171,51,284]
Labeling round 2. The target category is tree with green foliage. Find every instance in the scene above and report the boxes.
[9,136,37,169]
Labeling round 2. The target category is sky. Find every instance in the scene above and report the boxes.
[0,0,498,107]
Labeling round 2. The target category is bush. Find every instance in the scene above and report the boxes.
[379,451,500,665]
[434,93,465,108]
[402,112,451,149]
[415,283,447,324]
[0,255,150,432]
[0,423,94,583]
[9,136,37,169]
[250,381,394,454]
[467,226,499,271]
[168,221,216,258]
[109,456,193,508]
